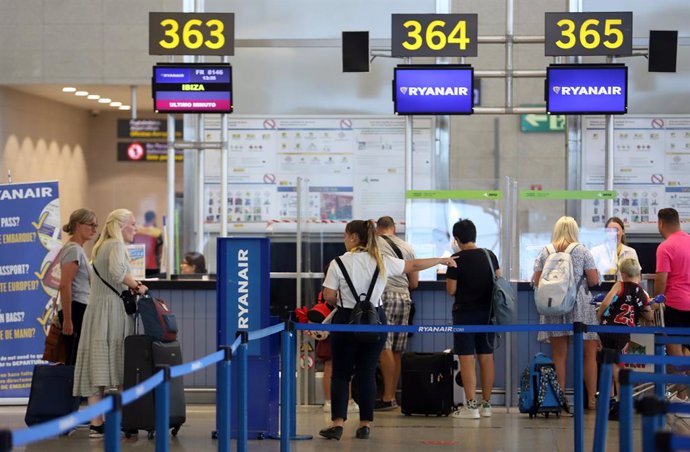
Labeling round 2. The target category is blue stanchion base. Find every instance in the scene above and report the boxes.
[266,433,313,440]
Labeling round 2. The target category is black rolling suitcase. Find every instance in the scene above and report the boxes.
[401,352,454,416]
[25,364,81,426]
[122,335,186,438]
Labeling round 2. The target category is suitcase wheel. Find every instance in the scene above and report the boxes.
[124,429,137,439]
[256,432,265,440]
[171,426,180,436]
[147,430,155,440]
[212,430,218,439]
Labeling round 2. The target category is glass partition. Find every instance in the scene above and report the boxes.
[405,179,505,281]
[517,183,618,281]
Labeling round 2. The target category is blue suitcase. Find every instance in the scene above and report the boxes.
[519,353,568,418]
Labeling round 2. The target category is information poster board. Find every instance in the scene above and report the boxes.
[582,115,690,232]
[0,181,61,401]
[202,116,434,233]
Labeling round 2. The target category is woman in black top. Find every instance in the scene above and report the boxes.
[445,219,499,419]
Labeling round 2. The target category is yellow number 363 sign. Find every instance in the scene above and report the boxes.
[149,12,235,56]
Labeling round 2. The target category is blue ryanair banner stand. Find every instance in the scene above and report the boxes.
[217,237,279,439]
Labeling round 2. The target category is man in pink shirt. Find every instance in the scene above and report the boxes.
[655,207,690,399]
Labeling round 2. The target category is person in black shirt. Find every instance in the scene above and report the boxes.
[445,219,499,419]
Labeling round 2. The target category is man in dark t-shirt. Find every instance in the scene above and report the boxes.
[445,219,499,420]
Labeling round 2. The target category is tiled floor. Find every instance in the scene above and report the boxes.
[0,404,678,452]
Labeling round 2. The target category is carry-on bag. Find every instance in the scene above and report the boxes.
[121,335,186,438]
[25,364,81,426]
[138,294,178,342]
[401,352,454,416]
[519,352,568,418]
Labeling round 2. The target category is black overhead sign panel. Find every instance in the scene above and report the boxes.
[149,12,235,56]
[544,12,633,56]
[392,14,478,58]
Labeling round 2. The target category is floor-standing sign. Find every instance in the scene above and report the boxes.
[217,237,278,438]
[0,181,61,401]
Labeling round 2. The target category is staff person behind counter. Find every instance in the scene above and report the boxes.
[180,251,207,275]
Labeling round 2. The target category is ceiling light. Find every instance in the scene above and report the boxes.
[62,87,77,93]
[75,91,89,96]
[87,94,100,100]
[119,105,131,111]
[98,98,112,104]
[110,101,122,107]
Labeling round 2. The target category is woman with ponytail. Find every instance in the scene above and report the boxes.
[319,219,457,441]
[73,208,148,438]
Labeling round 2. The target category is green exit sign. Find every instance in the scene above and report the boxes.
[520,114,565,132]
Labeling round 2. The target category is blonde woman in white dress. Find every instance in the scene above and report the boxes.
[73,209,148,438]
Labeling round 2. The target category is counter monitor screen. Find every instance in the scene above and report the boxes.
[546,64,627,115]
[152,64,233,114]
[393,65,474,115]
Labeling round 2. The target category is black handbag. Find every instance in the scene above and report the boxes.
[93,265,138,315]
[334,257,381,343]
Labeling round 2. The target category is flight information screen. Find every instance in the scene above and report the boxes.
[152,64,233,114]
[394,65,474,115]
[546,64,627,115]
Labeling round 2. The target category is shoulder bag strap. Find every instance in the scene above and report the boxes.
[334,256,380,305]
[381,235,404,259]
[334,257,356,309]
[364,266,380,303]
[92,264,123,298]
[482,248,497,280]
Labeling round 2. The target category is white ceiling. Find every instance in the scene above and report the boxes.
[10,84,155,115]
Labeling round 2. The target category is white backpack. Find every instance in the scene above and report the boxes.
[534,243,581,316]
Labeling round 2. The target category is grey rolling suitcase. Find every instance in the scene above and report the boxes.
[122,335,186,438]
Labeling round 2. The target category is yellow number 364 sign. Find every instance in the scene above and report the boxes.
[149,12,235,56]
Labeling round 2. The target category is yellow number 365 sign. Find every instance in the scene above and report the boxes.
[149,12,235,56]
[545,12,632,56]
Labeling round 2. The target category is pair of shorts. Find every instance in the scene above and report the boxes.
[452,309,494,356]
[663,305,690,349]
[599,333,630,354]
[381,291,412,352]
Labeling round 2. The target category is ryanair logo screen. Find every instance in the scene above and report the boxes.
[547,64,627,114]
[394,65,473,115]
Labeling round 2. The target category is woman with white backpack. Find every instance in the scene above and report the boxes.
[531,216,600,410]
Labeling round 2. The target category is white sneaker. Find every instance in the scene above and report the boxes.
[480,401,492,418]
[348,400,360,413]
[452,407,480,419]
[323,400,331,413]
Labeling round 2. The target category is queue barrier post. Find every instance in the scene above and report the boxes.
[654,340,667,430]
[636,396,668,452]
[217,346,233,452]
[573,322,586,452]
[105,392,122,452]
[619,369,634,452]
[592,349,617,452]
[0,430,12,452]
[280,321,294,452]
[237,331,249,452]
[655,431,672,452]
[155,365,171,452]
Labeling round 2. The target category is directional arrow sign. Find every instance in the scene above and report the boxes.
[406,190,503,200]
[520,190,616,200]
[520,114,565,132]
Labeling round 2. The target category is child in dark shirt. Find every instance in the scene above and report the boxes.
[596,258,653,418]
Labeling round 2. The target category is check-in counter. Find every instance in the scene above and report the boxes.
[144,275,655,405]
